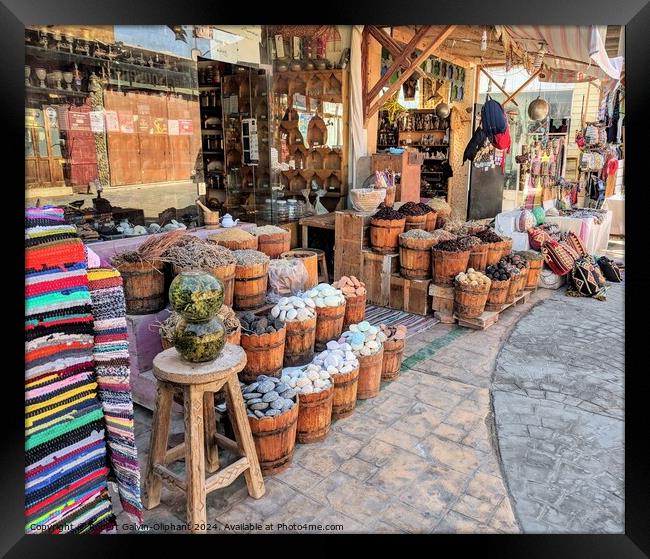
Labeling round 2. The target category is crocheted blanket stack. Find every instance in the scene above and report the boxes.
[87,268,143,522]
[25,207,116,534]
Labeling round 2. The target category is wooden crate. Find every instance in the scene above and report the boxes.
[429,284,454,314]
[362,250,399,307]
[334,210,374,280]
[389,275,431,316]
[279,221,299,249]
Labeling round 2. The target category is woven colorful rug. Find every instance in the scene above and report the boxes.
[364,305,439,339]
[25,206,116,534]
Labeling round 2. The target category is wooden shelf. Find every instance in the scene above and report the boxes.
[399,129,448,134]
[26,85,88,98]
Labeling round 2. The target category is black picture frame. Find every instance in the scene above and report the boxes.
[4,1,647,555]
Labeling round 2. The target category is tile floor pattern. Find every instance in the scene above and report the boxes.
[115,288,554,534]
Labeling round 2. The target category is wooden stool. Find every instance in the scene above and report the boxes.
[308,248,329,284]
[143,344,265,533]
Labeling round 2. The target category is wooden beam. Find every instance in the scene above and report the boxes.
[501,69,540,107]
[367,25,457,120]
[366,26,427,79]
[367,25,432,101]
[480,67,518,106]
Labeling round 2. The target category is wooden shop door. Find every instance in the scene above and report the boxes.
[104,90,142,186]
[61,102,99,190]
[135,92,170,184]
[25,107,65,188]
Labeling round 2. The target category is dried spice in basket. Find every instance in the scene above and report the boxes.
[503,253,529,271]
[400,229,435,240]
[163,235,236,269]
[397,201,427,216]
[474,229,504,244]
[232,249,270,265]
[456,236,482,251]
[433,238,471,252]
[485,263,512,281]
[372,206,405,221]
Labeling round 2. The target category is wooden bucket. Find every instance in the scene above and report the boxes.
[239,326,286,382]
[485,278,511,311]
[257,231,290,259]
[284,316,316,367]
[384,186,396,207]
[343,293,366,328]
[485,242,502,267]
[515,265,529,296]
[226,326,241,345]
[454,285,490,319]
[505,273,520,304]
[280,250,318,289]
[370,217,405,254]
[468,244,488,272]
[248,402,298,475]
[399,235,434,279]
[115,260,166,315]
[424,211,438,232]
[208,234,258,251]
[331,366,359,419]
[403,214,428,232]
[314,302,346,351]
[431,249,470,286]
[435,210,451,230]
[381,338,405,382]
[234,261,268,310]
[525,259,543,289]
[296,386,333,444]
[357,347,384,400]
[499,238,513,259]
[174,262,236,308]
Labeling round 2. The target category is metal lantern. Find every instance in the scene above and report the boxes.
[528,96,549,121]
[435,102,450,119]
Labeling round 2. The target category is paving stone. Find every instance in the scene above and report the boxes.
[417,434,481,474]
[452,493,497,524]
[366,448,435,495]
[339,457,379,482]
[273,463,324,494]
[466,471,508,506]
[381,500,440,533]
[390,401,447,439]
[434,510,492,534]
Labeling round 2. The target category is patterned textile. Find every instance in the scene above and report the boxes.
[597,256,622,282]
[540,239,577,277]
[25,206,116,534]
[528,227,552,251]
[567,256,608,300]
[532,206,546,225]
[88,268,143,523]
[517,209,536,232]
[565,232,589,258]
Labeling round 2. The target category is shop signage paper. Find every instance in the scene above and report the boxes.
[118,111,135,134]
[137,115,151,133]
[207,25,262,65]
[89,111,105,133]
[69,112,91,132]
[179,119,193,135]
[104,111,119,132]
[152,118,168,135]
[168,119,180,136]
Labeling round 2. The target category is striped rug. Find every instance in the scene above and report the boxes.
[364,305,439,339]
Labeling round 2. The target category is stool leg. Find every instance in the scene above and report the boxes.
[203,392,219,473]
[224,375,265,499]
[184,385,207,533]
[143,382,174,510]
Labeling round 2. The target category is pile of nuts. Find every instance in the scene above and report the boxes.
[455,268,491,290]
[434,238,471,252]
[302,283,346,308]
[280,365,332,395]
[485,263,512,281]
[332,276,366,298]
[270,296,316,322]
[340,321,386,356]
[503,253,529,271]
[239,311,284,334]
[311,340,359,375]
[242,376,297,418]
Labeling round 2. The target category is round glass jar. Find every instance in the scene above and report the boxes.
[173,316,226,362]
[169,270,224,321]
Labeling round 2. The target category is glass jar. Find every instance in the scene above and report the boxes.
[174,316,226,362]
[169,271,224,321]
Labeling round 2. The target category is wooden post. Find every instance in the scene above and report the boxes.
[203,392,219,473]
[364,31,382,153]
[184,384,206,533]
[501,70,541,107]
[480,67,518,106]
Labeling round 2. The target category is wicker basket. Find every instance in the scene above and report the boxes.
[350,188,386,212]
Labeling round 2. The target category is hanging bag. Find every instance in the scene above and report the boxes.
[481,95,507,141]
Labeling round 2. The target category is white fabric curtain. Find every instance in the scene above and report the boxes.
[348,25,367,193]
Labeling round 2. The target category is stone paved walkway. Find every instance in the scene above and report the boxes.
[118,288,555,534]
[492,283,624,533]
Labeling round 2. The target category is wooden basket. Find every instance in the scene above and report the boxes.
[505,273,520,304]
[350,188,386,212]
[381,338,405,381]
[431,248,471,286]
[525,258,543,289]
[257,231,290,259]
[515,264,529,296]
[356,347,384,400]
[499,238,513,259]
[239,326,286,382]
[384,186,396,208]
[114,259,166,315]
[226,325,241,346]
[296,386,333,444]
[161,336,174,350]
[485,278,511,311]
[234,260,268,310]
[454,282,490,319]
[314,302,346,351]
[280,250,318,289]
[424,211,438,232]
[283,316,316,367]
[399,235,435,280]
[331,366,359,419]
[174,262,236,308]
[370,217,406,254]
[248,403,298,476]
[196,199,220,229]
[468,244,488,272]
[403,214,428,232]
[485,242,502,267]
[343,293,366,328]
[208,234,258,251]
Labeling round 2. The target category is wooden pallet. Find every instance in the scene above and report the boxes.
[389,275,431,316]
[435,290,531,330]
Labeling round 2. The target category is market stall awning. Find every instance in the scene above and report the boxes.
[502,26,624,83]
